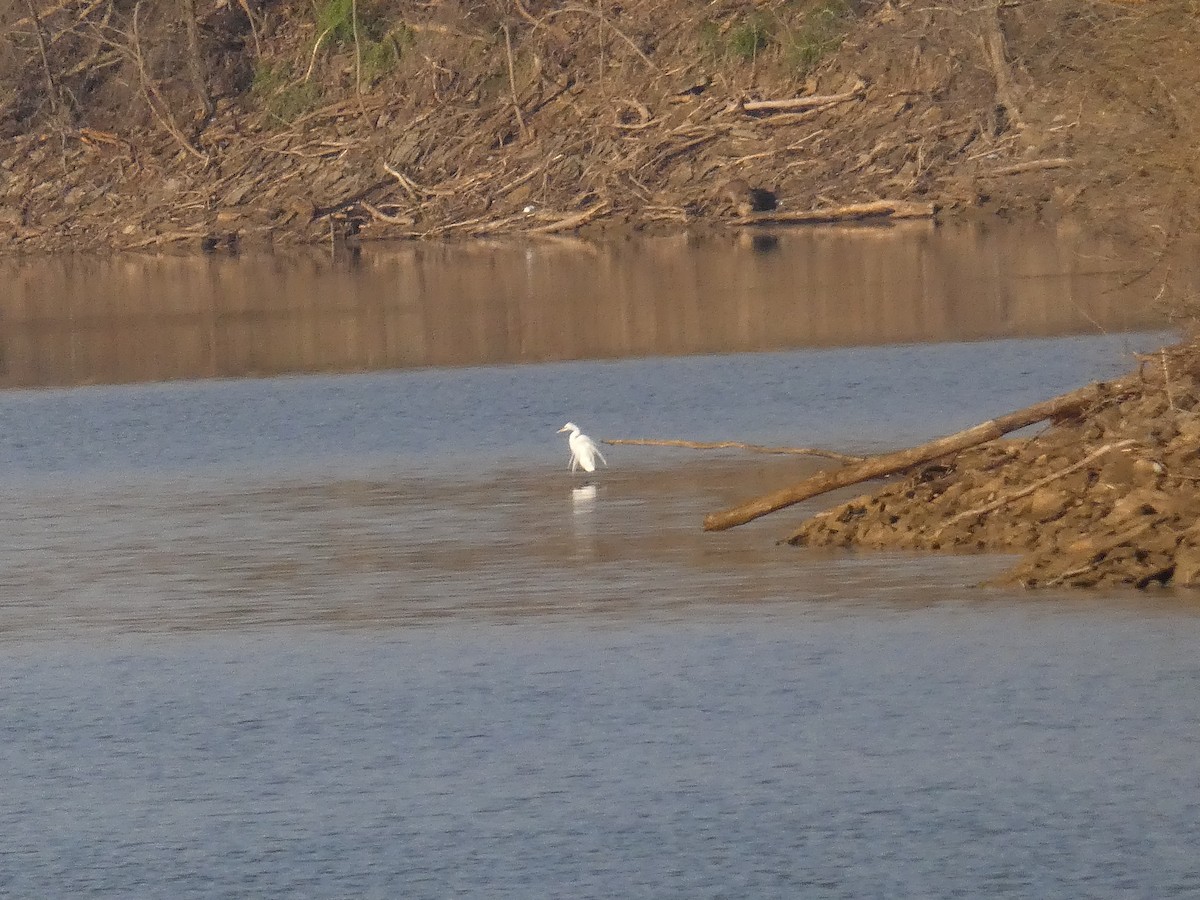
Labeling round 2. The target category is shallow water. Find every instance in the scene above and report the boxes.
[5,607,1200,899]
[2,224,1194,896]
[4,327,1200,897]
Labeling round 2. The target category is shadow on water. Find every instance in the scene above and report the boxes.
[0,221,1175,388]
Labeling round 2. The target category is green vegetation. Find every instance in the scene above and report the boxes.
[698,0,853,70]
[727,15,772,61]
[783,0,853,74]
[312,1,412,84]
[361,25,414,83]
[699,14,772,63]
[315,0,361,44]
[250,63,320,124]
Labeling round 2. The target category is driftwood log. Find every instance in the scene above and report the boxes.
[737,85,864,114]
[602,437,864,463]
[732,199,935,227]
[979,158,1072,177]
[703,379,1121,532]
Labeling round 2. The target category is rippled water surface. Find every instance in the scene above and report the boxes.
[2,229,1197,897]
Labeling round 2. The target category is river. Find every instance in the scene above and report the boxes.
[2,224,1198,898]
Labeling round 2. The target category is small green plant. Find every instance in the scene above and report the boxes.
[360,36,397,82]
[251,61,287,97]
[358,25,414,82]
[316,0,357,44]
[727,16,771,61]
[698,14,773,64]
[784,0,853,74]
[251,62,320,124]
[697,21,722,56]
[315,0,389,44]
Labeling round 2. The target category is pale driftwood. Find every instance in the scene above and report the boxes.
[602,438,865,463]
[124,229,208,250]
[732,200,935,226]
[932,439,1136,539]
[738,86,863,114]
[980,158,1072,177]
[383,163,459,198]
[704,380,1116,533]
[359,202,413,226]
[527,201,609,234]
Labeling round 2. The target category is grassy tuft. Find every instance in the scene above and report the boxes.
[699,14,773,63]
[251,63,320,124]
[728,16,772,61]
[783,0,853,74]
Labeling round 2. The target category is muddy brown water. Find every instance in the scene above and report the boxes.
[2,225,1197,897]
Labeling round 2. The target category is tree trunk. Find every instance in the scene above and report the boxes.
[703,380,1123,532]
[180,0,214,121]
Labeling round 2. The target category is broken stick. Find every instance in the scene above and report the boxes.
[601,438,864,463]
[738,85,864,114]
[979,158,1072,177]
[527,201,610,234]
[703,380,1121,533]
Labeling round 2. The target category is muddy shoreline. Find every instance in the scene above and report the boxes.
[2,1,1198,267]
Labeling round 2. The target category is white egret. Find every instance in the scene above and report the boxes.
[557,422,607,473]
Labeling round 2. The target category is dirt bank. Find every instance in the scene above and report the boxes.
[2,0,1199,266]
[787,338,1200,590]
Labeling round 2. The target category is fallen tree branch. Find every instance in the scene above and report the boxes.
[737,84,864,114]
[602,437,864,463]
[502,24,528,140]
[359,201,413,226]
[979,157,1072,177]
[933,439,1137,539]
[126,2,209,163]
[733,199,935,226]
[22,0,61,117]
[704,379,1119,532]
[383,162,460,198]
[11,0,75,29]
[527,201,609,234]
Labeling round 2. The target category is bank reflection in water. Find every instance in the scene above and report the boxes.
[0,222,1172,388]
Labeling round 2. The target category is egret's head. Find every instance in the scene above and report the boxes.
[558,422,578,434]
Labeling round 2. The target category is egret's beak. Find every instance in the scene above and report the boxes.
[557,426,569,433]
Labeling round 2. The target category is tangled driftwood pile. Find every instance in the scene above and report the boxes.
[5,0,1199,254]
[704,340,1200,590]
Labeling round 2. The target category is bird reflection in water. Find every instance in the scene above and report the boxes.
[571,482,598,510]
[569,482,598,555]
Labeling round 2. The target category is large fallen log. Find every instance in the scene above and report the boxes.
[703,379,1123,532]
[602,437,863,463]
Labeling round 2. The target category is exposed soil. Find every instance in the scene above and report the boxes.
[789,339,1200,590]
[1,0,1199,271]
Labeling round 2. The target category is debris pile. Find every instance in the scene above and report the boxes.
[787,342,1200,589]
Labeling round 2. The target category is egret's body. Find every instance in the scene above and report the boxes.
[558,422,607,473]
